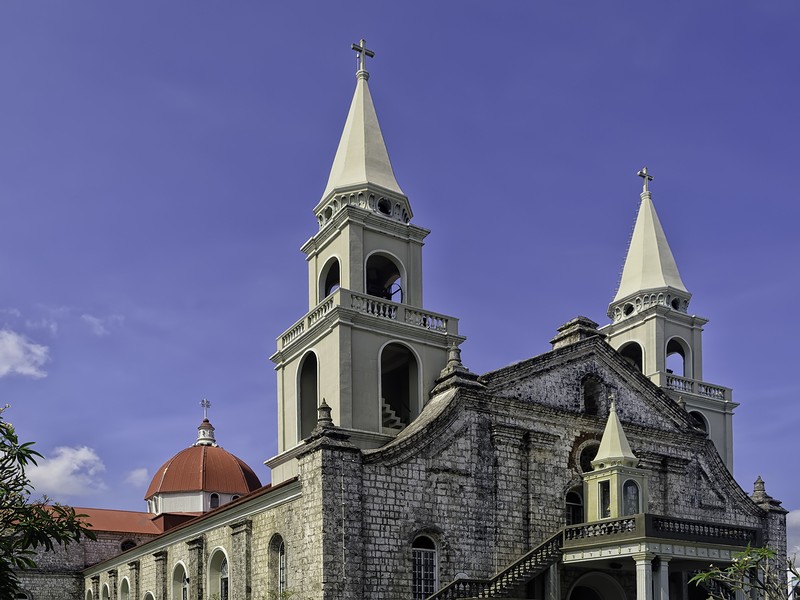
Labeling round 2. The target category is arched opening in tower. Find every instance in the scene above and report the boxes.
[380,343,418,432]
[666,337,688,377]
[366,254,403,302]
[298,352,318,439]
[619,342,643,373]
[321,258,340,298]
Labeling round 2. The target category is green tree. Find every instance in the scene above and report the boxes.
[690,545,799,600]
[0,406,95,598]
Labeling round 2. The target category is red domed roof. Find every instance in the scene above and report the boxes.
[145,445,262,500]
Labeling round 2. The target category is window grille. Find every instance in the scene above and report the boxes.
[412,537,437,600]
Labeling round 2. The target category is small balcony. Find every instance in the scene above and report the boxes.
[563,513,760,550]
[277,288,460,350]
[650,371,732,403]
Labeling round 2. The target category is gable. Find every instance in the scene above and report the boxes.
[482,338,696,435]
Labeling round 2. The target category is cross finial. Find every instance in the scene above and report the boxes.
[200,398,211,420]
[351,39,375,77]
[637,166,654,193]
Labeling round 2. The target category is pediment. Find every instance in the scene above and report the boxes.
[482,338,696,435]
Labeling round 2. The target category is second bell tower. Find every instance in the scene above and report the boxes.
[268,41,464,483]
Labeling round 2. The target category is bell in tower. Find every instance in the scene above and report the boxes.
[267,41,464,484]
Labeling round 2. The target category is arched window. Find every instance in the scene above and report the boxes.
[298,352,319,439]
[666,337,688,377]
[412,536,438,600]
[320,258,340,299]
[380,343,419,432]
[269,534,287,594]
[119,578,130,600]
[278,540,287,593]
[689,411,708,434]
[622,480,641,516]
[85,589,93,600]
[208,550,229,600]
[619,342,643,372]
[565,487,584,525]
[581,375,604,416]
[143,594,155,600]
[210,493,220,509]
[101,584,110,600]
[172,563,189,600]
[366,254,403,302]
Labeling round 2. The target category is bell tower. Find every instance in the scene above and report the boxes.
[268,41,464,484]
[600,168,737,469]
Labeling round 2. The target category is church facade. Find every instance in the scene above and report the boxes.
[26,41,787,600]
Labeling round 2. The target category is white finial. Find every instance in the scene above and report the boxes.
[637,166,654,193]
[351,39,375,78]
[200,398,211,420]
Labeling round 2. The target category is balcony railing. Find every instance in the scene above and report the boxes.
[651,372,732,402]
[563,514,760,549]
[279,289,457,349]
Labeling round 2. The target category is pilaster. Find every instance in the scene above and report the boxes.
[127,561,140,600]
[186,537,204,600]
[153,550,168,600]
[230,520,253,600]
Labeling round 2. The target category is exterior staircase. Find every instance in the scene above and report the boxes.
[382,399,406,433]
[427,531,563,599]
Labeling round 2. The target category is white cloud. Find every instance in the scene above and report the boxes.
[25,317,58,336]
[0,329,49,378]
[124,467,149,487]
[81,314,124,337]
[787,509,800,560]
[0,308,21,318]
[28,446,107,497]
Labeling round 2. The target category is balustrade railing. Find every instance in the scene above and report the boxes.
[564,516,638,541]
[427,532,562,599]
[350,293,398,320]
[278,289,456,349]
[660,373,731,402]
[650,515,759,545]
[405,308,448,332]
[563,514,759,548]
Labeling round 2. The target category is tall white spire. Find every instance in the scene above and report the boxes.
[320,40,405,203]
[612,167,688,304]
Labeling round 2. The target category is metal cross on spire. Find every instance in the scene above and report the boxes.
[637,166,654,193]
[351,39,375,74]
[200,398,211,420]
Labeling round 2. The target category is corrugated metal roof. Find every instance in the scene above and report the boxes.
[74,507,163,534]
[144,445,262,499]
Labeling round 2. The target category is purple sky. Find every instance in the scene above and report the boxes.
[1,3,797,552]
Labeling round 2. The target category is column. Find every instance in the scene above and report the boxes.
[634,553,654,600]
[656,557,670,600]
[546,563,560,600]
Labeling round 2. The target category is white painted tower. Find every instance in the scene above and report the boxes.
[601,168,737,469]
[268,41,464,484]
